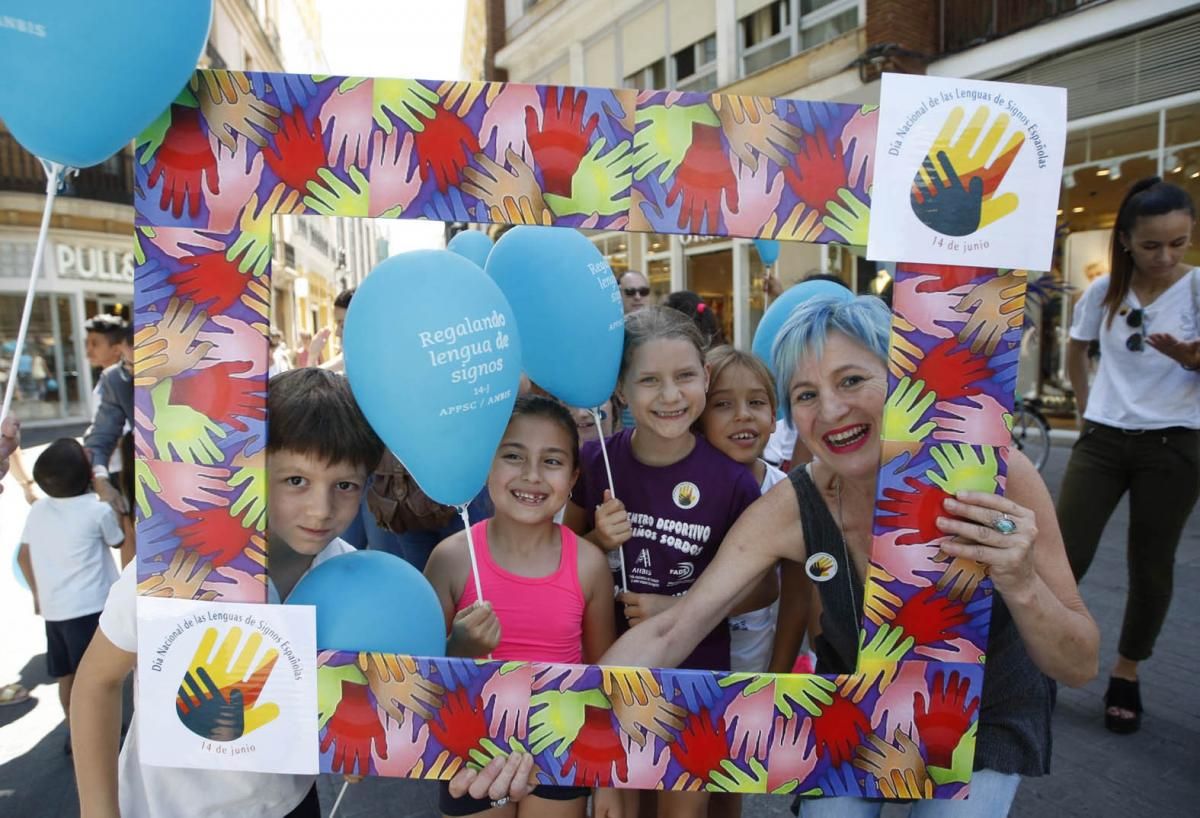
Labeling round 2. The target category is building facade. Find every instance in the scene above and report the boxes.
[477,0,1200,403]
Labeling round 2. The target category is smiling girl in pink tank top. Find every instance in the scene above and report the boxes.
[424,396,617,817]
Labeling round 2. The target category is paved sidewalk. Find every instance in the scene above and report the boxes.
[1,445,1196,816]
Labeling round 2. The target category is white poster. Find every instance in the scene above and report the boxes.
[136,597,318,775]
[867,73,1067,271]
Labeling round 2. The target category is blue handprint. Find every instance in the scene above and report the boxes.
[137,512,182,564]
[789,101,849,146]
[259,72,320,114]
[429,656,481,691]
[985,340,1022,401]
[963,593,993,640]
[635,172,684,232]
[421,187,487,223]
[581,88,633,144]
[661,668,722,713]
[219,427,267,460]
[134,259,178,312]
[817,761,871,797]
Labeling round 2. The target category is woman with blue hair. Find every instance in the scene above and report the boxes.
[600,294,1099,816]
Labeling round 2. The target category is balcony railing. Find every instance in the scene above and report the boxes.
[0,131,136,206]
[940,0,1106,55]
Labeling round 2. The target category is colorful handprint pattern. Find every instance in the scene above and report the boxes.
[131,71,1030,798]
[316,654,983,797]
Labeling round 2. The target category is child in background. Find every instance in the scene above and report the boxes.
[17,438,123,753]
[697,347,785,818]
[565,307,766,818]
[569,395,616,445]
[425,395,617,817]
[698,346,786,674]
[71,368,385,818]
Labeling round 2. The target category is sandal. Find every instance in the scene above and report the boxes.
[0,682,30,706]
[1104,676,1142,734]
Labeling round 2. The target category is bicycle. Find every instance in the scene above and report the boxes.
[1010,396,1052,472]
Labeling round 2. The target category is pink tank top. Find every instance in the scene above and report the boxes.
[456,521,585,664]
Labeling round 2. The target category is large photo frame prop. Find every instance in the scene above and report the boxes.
[132,70,1060,798]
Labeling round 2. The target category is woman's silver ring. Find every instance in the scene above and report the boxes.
[490,797,511,808]
[993,514,1017,535]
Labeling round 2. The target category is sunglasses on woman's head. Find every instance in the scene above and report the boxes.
[1126,308,1145,352]
[623,287,651,297]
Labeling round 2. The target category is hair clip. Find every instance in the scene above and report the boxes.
[696,302,707,313]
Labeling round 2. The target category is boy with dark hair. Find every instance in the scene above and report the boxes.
[83,314,130,374]
[83,316,134,517]
[71,368,385,818]
[16,438,124,753]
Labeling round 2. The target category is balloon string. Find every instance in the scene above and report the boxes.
[329,780,350,817]
[459,504,484,603]
[591,408,627,594]
[458,503,493,660]
[1,160,67,424]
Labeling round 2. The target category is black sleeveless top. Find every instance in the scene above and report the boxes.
[790,466,1054,777]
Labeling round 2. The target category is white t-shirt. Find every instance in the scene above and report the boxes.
[21,494,122,621]
[763,418,797,467]
[729,462,787,673]
[1070,269,1200,430]
[98,537,354,818]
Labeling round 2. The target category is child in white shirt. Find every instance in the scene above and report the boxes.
[70,368,385,818]
[17,438,124,751]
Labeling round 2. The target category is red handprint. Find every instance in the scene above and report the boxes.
[666,123,737,234]
[913,671,979,768]
[148,105,219,219]
[177,508,257,567]
[560,705,625,787]
[429,687,489,762]
[674,708,728,786]
[902,264,991,292]
[891,586,969,646]
[412,107,480,193]
[169,252,249,314]
[877,477,953,545]
[525,88,598,196]
[320,680,386,775]
[263,107,327,193]
[912,339,995,400]
[811,694,869,768]
[782,128,845,217]
[170,362,265,432]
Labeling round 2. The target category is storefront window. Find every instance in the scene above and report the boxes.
[1,294,84,421]
[685,245,733,346]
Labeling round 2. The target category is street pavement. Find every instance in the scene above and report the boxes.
[1,443,1196,816]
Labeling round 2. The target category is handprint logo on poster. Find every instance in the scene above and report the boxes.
[176,627,280,742]
[910,106,1024,236]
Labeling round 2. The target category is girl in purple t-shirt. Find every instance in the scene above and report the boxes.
[565,307,765,817]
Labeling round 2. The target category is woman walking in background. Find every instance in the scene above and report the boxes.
[1059,177,1199,734]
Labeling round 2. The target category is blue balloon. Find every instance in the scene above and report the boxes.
[344,250,522,507]
[0,1,212,168]
[752,280,855,418]
[486,226,623,408]
[446,230,494,269]
[754,239,781,266]
[287,551,445,655]
[11,547,29,591]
